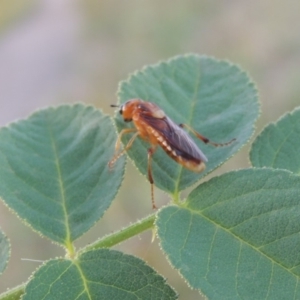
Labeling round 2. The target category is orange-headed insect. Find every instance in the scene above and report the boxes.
[109,99,235,209]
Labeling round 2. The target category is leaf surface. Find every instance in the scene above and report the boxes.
[117,55,259,194]
[0,285,24,300]
[23,249,177,300]
[156,168,300,299]
[0,105,125,246]
[250,107,300,174]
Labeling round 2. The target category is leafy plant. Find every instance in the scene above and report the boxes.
[0,54,298,299]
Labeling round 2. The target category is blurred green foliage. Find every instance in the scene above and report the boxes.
[0,1,36,34]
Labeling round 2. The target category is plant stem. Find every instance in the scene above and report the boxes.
[79,213,156,254]
[0,214,157,299]
[172,190,180,205]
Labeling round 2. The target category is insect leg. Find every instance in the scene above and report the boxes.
[147,146,157,209]
[179,123,236,147]
[108,129,138,168]
[114,128,137,153]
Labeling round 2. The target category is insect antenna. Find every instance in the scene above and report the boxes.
[110,104,119,108]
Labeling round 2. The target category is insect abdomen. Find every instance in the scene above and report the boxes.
[153,129,206,173]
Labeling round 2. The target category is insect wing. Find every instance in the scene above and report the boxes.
[142,113,208,163]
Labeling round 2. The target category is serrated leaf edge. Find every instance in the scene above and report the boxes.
[0,104,126,249]
[115,54,260,198]
[22,249,178,299]
[249,105,300,170]
[155,167,299,294]
[0,283,25,300]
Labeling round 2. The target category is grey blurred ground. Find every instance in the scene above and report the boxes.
[0,1,299,299]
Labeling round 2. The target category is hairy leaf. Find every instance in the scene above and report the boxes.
[250,107,300,174]
[157,168,300,299]
[0,285,24,300]
[0,105,125,246]
[117,55,259,195]
[23,249,177,300]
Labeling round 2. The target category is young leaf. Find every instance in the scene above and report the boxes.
[250,107,300,174]
[23,249,178,300]
[156,168,300,300]
[0,228,10,275]
[117,55,259,195]
[0,285,24,300]
[0,105,125,247]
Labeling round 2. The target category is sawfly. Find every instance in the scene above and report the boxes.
[109,99,235,209]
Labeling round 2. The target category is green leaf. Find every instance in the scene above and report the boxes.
[0,285,24,300]
[0,228,10,275]
[0,105,125,248]
[23,249,177,300]
[156,168,300,300]
[250,107,300,174]
[117,55,259,195]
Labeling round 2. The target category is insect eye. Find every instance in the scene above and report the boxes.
[119,106,124,115]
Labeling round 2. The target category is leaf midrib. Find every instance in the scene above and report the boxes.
[74,261,92,300]
[186,206,300,280]
[46,114,73,251]
[173,59,201,197]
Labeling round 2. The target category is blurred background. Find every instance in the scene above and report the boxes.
[0,0,299,299]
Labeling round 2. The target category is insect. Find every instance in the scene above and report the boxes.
[109,99,235,209]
